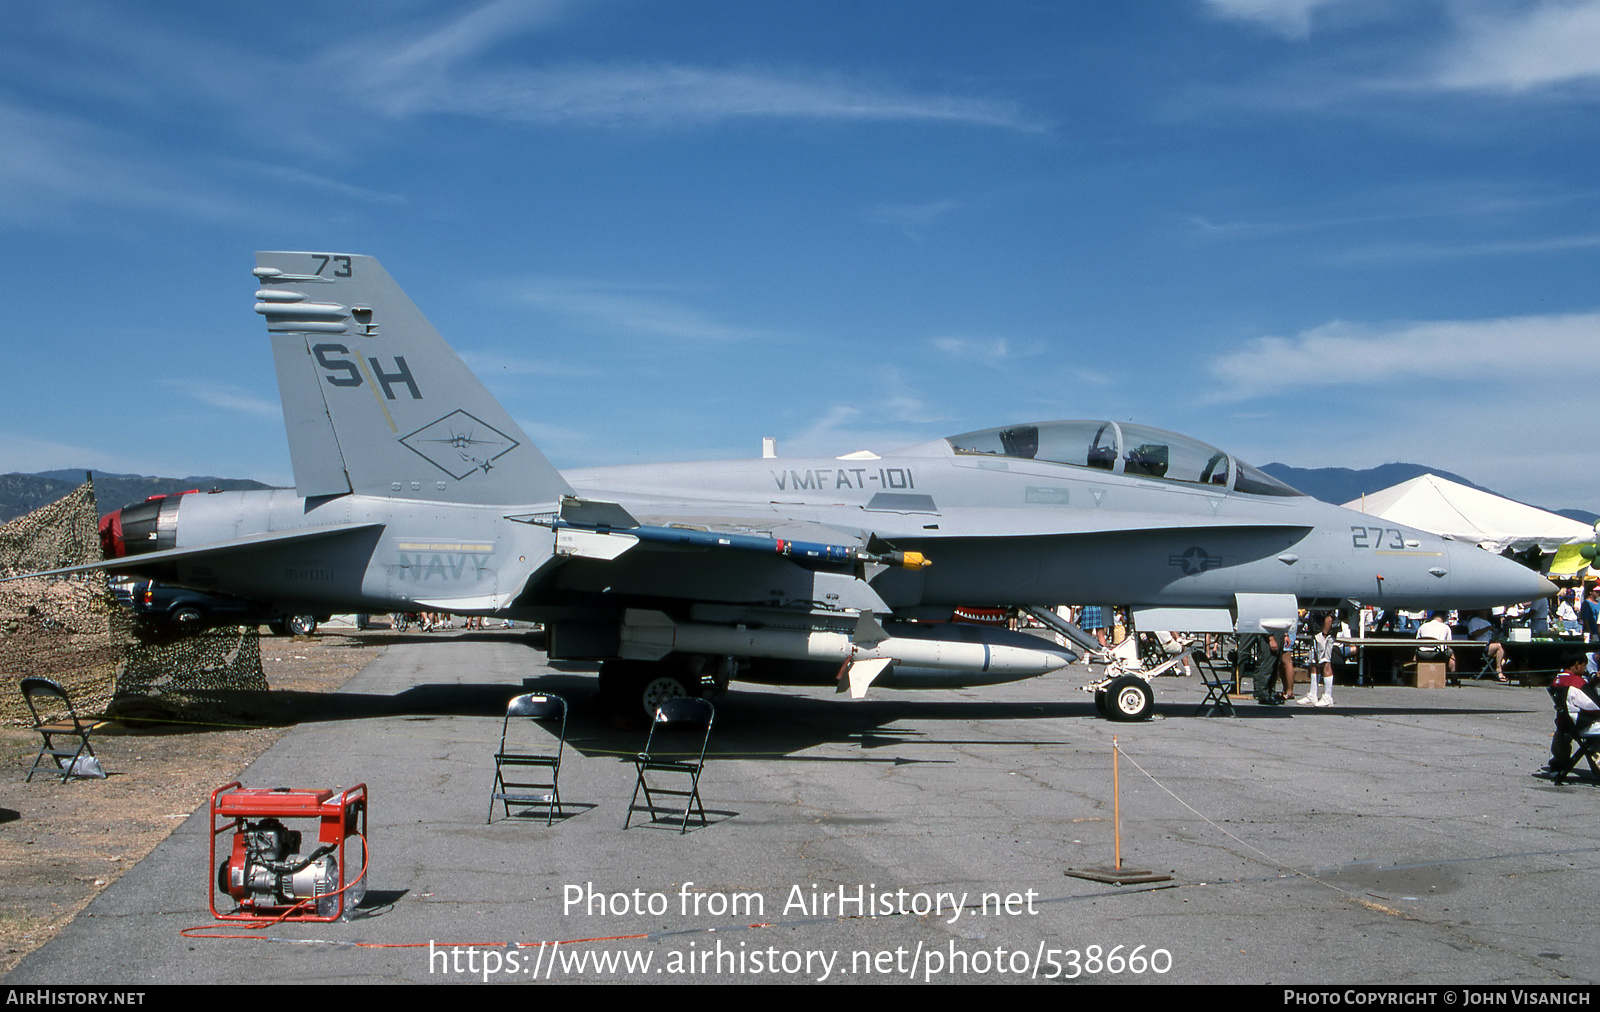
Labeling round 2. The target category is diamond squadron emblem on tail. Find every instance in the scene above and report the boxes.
[401,410,520,479]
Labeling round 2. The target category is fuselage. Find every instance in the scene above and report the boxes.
[72,255,1562,708]
[562,437,1552,613]
[104,433,1553,619]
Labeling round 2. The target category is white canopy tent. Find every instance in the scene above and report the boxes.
[1342,473,1591,554]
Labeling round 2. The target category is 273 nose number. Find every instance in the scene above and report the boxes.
[1350,526,1406,550]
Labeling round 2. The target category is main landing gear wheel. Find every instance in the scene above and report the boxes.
[599,660,695,719]
[1104,675,1153,722]
[1093,689,1110,718]
[640,672,690,716]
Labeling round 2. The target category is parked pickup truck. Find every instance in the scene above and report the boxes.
[109,578,324,635]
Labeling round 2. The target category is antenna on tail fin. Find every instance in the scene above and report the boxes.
[255,252,572,506]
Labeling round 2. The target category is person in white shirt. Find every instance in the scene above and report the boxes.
[1543,653,1600,780]
[1416,612,1455,675]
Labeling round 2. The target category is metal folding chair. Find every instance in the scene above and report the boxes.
[21,678,107,783]
[624,697,714,834]
[1548,684,1600,786]
[1192,652,1237,717]
[1551,725,1600,785]
[488,693,567,824]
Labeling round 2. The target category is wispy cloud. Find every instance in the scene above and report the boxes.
[933,335,1012,367]
[0,100,249,225]
[226,161,408,205]
[515,417,611,466]
[1433,0,1600,92]
[779,405,926,459]
[1185,181,1593,241]
[874,368,948,426]
[360,0,570,83]
[867,198,965,237]
[1330,232,1600,263]
[0,1,1037,225]
[318,3,1037,131]
[1209,310,1600,395]
[1199,0,1600,106]
[0,96,401,227]
[165,381,281,419]
[1184,208,1413,240]
[1200,0,1349,38]
[514,278,767,342]
[459,350,596,378]
[772,364,953,458]
[358,61,1038,130]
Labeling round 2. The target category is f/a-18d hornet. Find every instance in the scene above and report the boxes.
[58,253,1553,719]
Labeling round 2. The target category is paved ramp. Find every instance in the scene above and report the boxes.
[7,634,1596,985]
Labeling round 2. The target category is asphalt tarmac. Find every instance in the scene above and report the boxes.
[7,631,1597,986]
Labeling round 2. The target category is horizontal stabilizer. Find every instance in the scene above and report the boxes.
[2,523,384,582]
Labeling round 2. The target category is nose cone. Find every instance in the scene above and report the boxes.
[1446,542,1556,608]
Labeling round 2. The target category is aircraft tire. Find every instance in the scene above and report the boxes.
[1093,689,1110,718]
[639,671,690,717]
[600,660,694,718]
[1105,675,1153,722]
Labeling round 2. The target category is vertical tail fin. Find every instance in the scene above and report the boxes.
[255,251,572,506]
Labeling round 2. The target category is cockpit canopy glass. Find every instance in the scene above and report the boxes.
[946,421,1303,497]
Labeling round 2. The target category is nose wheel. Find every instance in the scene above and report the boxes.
[1095,675,1153,722]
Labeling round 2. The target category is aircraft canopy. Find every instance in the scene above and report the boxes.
[946,420,1303,497]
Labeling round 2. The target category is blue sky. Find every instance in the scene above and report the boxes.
[1,0,1596,510]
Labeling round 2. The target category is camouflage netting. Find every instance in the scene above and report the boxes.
[0,480,124,724]
[0,478,103,570]
[0,480,267,727]
[112,625,268,724]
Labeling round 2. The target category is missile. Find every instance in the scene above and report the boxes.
[618,609,1076,697]
[517,496,931,571]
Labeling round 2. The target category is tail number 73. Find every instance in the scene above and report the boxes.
[311,254,352,277]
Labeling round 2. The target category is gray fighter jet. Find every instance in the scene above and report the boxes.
[65,253,1553,717]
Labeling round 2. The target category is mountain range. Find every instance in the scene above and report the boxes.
[0,470,274,523]
[1259,463,1596,525]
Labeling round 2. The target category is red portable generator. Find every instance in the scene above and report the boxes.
[210,783,368,922]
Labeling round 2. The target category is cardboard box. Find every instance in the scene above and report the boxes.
[1412,661,1447,689]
